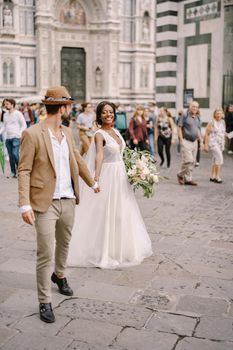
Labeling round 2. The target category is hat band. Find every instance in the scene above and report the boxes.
[44,96,74,102]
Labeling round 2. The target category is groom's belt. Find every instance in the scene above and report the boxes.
[53,197,73,200]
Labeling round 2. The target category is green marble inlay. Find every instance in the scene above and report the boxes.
[157,24,177,33]
[157,11,178,18]
[156,71,177,78]
[157,0,178,3]
[184,0,221,24]
[157,101,176,108]
[157,40,177,48]
[156,55,177,63]
[157,86,176,93]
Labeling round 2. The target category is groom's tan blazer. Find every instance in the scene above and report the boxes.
[18,121,95,213]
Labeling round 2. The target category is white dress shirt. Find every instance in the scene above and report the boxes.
[4,110,27,139]
[48,128,75,200]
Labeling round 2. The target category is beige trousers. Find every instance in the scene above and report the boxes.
[79,130,92,156]
[178,139,197,182]
[34,198,75,303]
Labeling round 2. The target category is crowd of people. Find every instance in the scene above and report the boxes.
[0,86,233,324]
[0,97,233,185]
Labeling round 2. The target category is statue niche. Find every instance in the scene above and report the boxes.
[60,0,86,26]
[142,11,150,42]
[95,66,102,90]
[2,1,13,28]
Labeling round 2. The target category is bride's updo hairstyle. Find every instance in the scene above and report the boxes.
[96,101,116,126]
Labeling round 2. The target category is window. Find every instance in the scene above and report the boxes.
[121,0,136,43]
[120,63,132,89]
[20,57,36,86]
[19,0,35,35]
[2,59,15,85]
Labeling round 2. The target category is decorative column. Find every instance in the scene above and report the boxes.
[35,0,54,94]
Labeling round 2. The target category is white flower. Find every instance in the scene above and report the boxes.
[152,174,159,183]
[142,166,150,175]
[141,155,148,164]
[128,168,136,176]
[136,159,145,170]
[140,173,146,180]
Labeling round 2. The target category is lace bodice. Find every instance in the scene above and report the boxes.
[95,128,126,163]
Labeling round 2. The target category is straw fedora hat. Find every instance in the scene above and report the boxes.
[42,86,75,105]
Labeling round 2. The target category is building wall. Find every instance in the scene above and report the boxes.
[0,0,230,120]
[0,0,37,99]
[155,0,226,121]
[0,0,155,104]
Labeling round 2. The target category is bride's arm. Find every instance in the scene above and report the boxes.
[94,133,104,182]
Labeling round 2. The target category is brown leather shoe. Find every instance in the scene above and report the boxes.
[184,180,197,186]
[177,174,184,185]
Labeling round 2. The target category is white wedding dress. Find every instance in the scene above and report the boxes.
[68,128,152,269]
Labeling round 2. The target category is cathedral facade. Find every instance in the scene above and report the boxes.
[0,0,156,104]
[0,0,232,120]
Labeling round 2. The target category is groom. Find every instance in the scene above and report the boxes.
[18,86,100,323]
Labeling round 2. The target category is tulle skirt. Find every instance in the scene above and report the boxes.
[67,160,152,269]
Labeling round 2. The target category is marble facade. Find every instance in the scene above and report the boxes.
[0,0,156,104]
[0,0,232,120]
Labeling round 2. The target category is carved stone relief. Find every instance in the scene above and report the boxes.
[59,0,86,25]
[140,64,149,88]
[3,5,13,27]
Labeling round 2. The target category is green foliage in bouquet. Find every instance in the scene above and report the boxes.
[123,147,159,198]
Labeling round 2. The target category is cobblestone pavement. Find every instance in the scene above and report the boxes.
[0,149,233,350]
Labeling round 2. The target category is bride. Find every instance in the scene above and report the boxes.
[68,101,152,268]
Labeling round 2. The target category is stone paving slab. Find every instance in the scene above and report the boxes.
[0,332,71,350]
[66,342,121,350]
[11,314,71,336]
[56,298,153,328]
[0,258,35,275]
[0,271,36,290]
[0,287,16,304]
[176,295,229,317]
[129,288,176,311]
[115,328,178,350]
[194,316,233,342]
[227,303,233,316]
[59,318,122,346]
[67,266,122,283]
[113,267,158,288]
[0,327,19,348]
[176,337,233,350]
[146,311,197,336]
[192,276,233,299]
[151,275,199,296]
[74,281,137,303]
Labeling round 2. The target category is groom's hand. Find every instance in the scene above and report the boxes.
[22,210,35,225]
[94,186,100,193]
[92,181,100,193]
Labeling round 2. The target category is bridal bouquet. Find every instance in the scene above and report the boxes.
[123,147,159,198]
